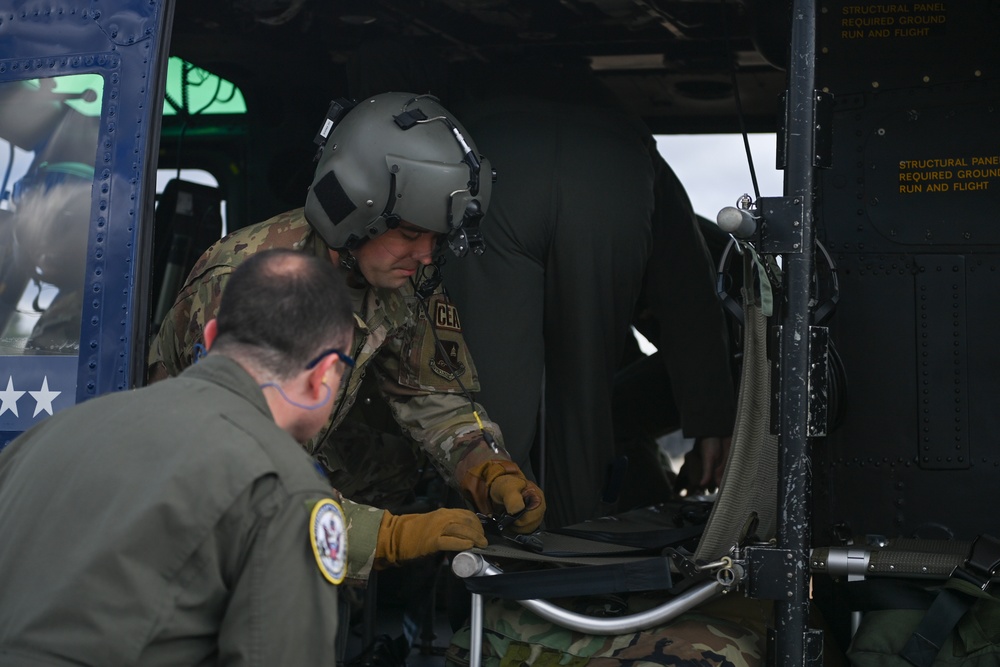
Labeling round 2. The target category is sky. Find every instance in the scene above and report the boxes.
[654,133,784,222]
[626,133,784,356]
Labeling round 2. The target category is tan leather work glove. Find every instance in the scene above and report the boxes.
[465,460,546,534]
[374,508,487,568]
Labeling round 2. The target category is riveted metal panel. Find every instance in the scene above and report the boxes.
[0,0,173,448]
[811,0,1000,545]
[913,255,969,470]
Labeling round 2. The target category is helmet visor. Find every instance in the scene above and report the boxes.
[389,154,491,233]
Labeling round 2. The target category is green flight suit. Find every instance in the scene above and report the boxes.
[0,354,342,666]
[148,210,510,580]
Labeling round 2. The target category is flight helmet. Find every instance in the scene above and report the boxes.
[304,92,493,257]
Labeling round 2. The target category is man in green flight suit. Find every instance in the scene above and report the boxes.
[0,248,391,664]
[148,91,546,584]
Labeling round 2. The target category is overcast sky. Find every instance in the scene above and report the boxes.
[655,133,784,221]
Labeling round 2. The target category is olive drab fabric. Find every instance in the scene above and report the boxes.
[847,579,1000,667]
[0,355,341,665]
[148,209,510,582]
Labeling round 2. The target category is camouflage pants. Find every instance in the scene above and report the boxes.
[446,595,766,667]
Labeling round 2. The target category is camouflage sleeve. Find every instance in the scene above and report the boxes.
[380,373,508,489]
[340,497,384,583]
[146,210,315,382]
[371,291,511,490]
[147,266,234,381]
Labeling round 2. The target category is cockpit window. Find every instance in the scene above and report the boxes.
[163,57,246,116]
[0,74,103,356]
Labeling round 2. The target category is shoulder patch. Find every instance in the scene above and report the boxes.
[429,339,467,380]
[309,499,348,585]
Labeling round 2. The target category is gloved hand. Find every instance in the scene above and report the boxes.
[466,460,546,534]
[374,508,487,568]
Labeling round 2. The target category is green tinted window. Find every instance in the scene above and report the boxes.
[163,57,246,116]
[20,74,104,117]
[0,74,102,356]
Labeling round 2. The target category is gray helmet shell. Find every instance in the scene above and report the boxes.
[304,92,492,251]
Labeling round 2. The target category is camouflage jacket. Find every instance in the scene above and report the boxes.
[148,209,510,582]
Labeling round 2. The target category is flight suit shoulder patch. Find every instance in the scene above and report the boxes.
[309,498,347,585]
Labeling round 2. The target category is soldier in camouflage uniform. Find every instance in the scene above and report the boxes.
[149,92,546,584]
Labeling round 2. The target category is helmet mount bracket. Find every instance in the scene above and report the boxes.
[312,98,357,159]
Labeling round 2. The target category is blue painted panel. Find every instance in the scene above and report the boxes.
[0,355,79,449]
[0,355,79,423]
[0,0,173,441]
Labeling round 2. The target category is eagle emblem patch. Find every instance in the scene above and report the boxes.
[309,499,347,585]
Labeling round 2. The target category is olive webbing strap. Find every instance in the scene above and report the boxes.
[899,534,1000,667]
[694,297,779,563]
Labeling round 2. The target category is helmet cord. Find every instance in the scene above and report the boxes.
[409,275,501,454]
[721,0,762,201]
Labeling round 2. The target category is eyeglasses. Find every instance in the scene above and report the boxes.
[305,347,356,370]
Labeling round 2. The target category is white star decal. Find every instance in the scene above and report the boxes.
[29,376,61,418]
[0,376,25,418]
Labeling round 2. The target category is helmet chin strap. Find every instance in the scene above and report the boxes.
[259,382,332,410]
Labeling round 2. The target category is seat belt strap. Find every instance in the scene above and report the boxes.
[461,557,673,600]
[551,523,704,551]
[900,534,1000,667]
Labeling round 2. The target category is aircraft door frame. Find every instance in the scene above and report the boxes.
[0,0,174,447]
